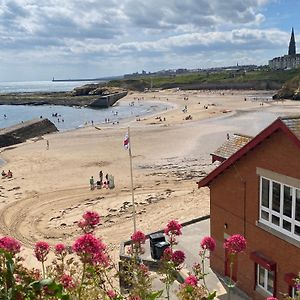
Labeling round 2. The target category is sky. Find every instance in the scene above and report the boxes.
[0,0,299,82]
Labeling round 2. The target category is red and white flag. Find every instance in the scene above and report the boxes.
[124,133,130,150]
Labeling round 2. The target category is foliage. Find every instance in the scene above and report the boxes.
[0,212,299,299]
[106,69,300,91]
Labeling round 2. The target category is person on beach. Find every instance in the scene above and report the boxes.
[1,170,6,177]
[103,174,109,189]
[46,140,49,150]
[7,170,12,178]
[99,170,103,187]
[90,176,95,190]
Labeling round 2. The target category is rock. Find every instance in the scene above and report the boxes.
[0,119,58,148]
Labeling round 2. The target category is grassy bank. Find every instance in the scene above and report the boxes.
[107,69,300,91]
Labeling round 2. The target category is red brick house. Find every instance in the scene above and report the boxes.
[198,116,300,299]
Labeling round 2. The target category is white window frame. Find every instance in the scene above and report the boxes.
[291,286,296,298]
[257,264,274,295]
[259,176,300,242]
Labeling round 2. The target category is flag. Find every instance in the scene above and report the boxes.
[124,133,130,150]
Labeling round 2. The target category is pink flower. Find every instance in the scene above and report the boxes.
[164,220,182,236]
[172,250,185,265]
[93,251,110,267]
[78,211,101,233]
[200,236,216,252]
[184,275,198,286]
[34,241,50,262]
[72,233,106,264]
[82,211,100,226]
[266,297,278,300]
[131,230,146,244]
[60,274,75,290]
[162,247,173,260]
[54,243,66,256]
[296,283,300,291]
[0,236,21,255]
[78,219,88,229]
[139,263,149,275]
[224,234,246,254]
[107,290,117,299]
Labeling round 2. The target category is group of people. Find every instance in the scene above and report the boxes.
[89,170,115,190]
[1,170,13,179]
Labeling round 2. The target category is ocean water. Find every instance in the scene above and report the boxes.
[0,80,103,93]
[0,80,170,131]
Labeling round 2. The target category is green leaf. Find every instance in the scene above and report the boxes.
[147,290,163,300]
[39,278,54,286]
[206,290,217,300]
[185,285,194,293]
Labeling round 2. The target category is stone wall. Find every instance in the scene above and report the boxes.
[0,118,58,148]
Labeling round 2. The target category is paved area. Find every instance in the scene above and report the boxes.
[140,218,250,299]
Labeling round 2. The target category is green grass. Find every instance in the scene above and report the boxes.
[106,69,300,91]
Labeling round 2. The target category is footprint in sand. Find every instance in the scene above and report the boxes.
[7,186,21,191]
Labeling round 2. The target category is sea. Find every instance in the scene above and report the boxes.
[0,80,170,131]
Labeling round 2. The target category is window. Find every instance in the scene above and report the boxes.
[257,264,274,294]
[260,176,300,241]
[291,287,296,298]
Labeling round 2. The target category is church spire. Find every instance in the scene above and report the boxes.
[288,27,296,55]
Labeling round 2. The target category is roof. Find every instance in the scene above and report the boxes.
[211,133,252,161]
[281,115,300,140]
[198,116,300,188]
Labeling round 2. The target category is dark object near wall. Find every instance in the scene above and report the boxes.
[149,232,166,259]
[154,241,170,260]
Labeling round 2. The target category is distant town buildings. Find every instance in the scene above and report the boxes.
[269,28,300,70]
[123,65,259,79]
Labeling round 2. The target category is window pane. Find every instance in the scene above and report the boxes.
[261,210,269,221]
[283,220,291,232]
[267,271,274,293]
[272,215,280,226]
[283,185,292,217]
[272,182,281,212]
[295,225,300,237]
[262,178,270,208]
[296,190,300,222]
[258,265,265,286]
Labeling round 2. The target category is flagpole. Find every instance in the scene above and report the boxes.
[128,126,137,233]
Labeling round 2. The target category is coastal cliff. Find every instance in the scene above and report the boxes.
[273,70,300,100]
[0,119,58,148]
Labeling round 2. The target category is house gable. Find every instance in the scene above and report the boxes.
[198,117,300,188]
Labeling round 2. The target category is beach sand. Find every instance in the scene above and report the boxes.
[0,89,298,263]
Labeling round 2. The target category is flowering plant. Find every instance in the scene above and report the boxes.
[164,220,182,247]
[0,213,297,300]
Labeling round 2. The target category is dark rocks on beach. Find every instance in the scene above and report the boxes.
[0,83,127,107]
[71,84,125,96]
[0,118,58,148]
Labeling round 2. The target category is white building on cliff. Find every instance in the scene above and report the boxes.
[269,28,300,70]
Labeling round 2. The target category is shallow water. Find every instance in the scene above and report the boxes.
[0,102,170,131]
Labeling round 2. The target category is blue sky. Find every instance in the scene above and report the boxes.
[0,0,299,81]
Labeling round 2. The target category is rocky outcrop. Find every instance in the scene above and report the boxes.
[0,119,58,148]
[273,70,300,100]
[71,84,125,96]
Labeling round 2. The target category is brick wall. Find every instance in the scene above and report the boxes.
[208,129,300,300]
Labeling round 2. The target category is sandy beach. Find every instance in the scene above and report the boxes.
[0,88,299,262]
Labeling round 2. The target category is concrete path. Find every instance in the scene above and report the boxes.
[142,218,251,299]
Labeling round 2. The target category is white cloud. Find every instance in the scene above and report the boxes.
[0,0,295,81]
